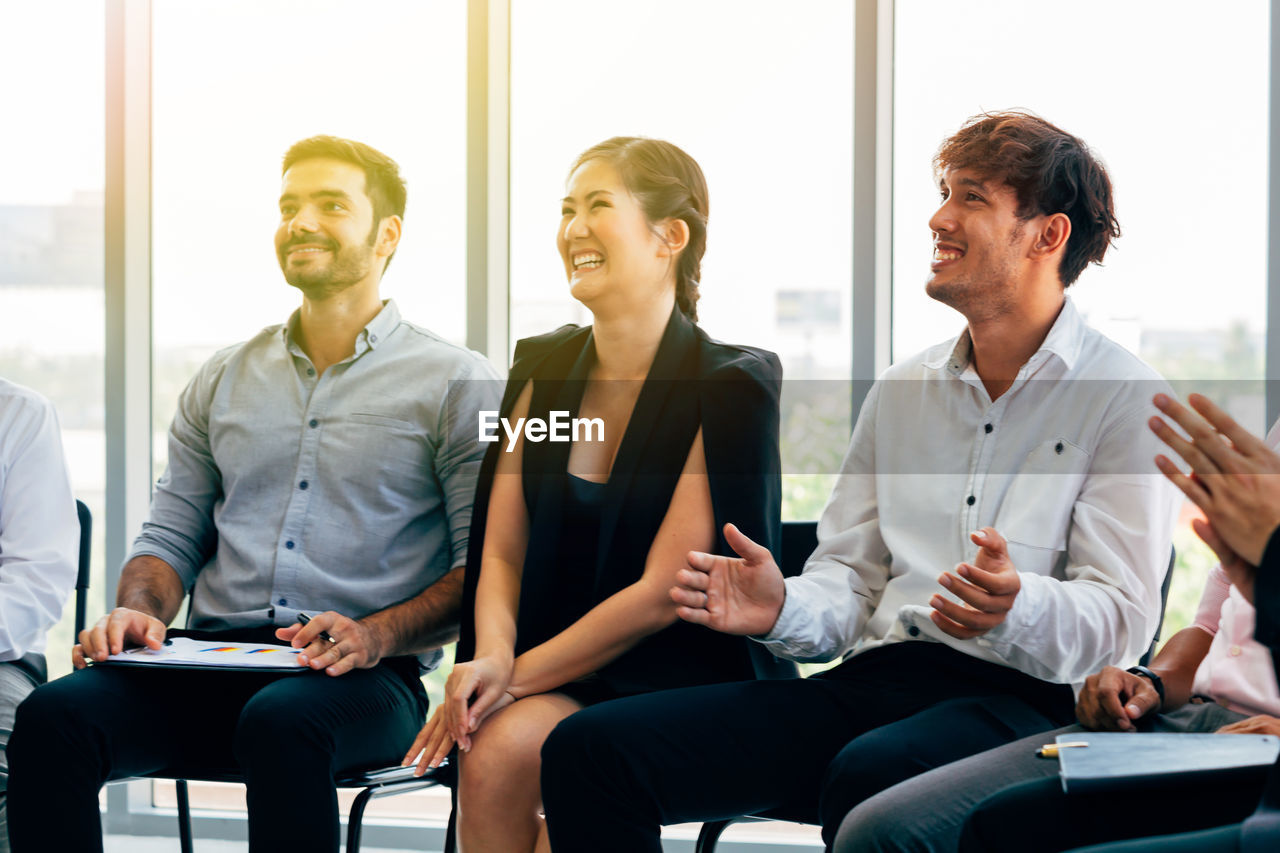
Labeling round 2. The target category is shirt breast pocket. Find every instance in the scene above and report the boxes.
[996,438,1090,576]
[338,412,432,494]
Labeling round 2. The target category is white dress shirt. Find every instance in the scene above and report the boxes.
[0,379,77,661]
[759,298,1181,687]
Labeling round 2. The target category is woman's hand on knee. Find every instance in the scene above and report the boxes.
[445,655,514,750]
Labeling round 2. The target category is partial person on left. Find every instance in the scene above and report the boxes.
[0,378,77,853]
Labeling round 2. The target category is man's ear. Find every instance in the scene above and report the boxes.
[656,218,690,258]
[376,214,403,260]
[1031,212,1071,258]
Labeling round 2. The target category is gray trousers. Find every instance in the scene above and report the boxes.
[0,661,42,853]
[834,701,1246,853]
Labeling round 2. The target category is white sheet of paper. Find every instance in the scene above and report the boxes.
[104,636,306,670]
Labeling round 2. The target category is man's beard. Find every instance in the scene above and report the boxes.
[925,259,1018,322]
[925,225,1023,321]
[278,231,377,299]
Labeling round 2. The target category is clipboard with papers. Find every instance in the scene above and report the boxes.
[97,636,308,672]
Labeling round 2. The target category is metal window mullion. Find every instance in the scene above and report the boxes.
[467,0,511,366]
[1268,0,1280,427]
[104,0,154,834]
[852,0,893,417]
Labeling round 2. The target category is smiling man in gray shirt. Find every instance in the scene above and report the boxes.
[7,136,500,853]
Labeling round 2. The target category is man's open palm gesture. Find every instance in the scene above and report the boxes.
[670,523,786,636]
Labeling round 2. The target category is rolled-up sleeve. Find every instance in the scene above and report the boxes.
[438,360,503,570]
[128,357,225,590]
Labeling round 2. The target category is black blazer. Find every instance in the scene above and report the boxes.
[457,305,790,693]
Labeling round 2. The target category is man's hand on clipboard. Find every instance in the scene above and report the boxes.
[73,607,167,669]
[275,610,385,677]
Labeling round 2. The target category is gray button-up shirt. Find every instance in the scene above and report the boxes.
[130,300,500,669]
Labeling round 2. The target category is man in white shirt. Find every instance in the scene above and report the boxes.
[539,111,1182,852]
[0,379,77,852]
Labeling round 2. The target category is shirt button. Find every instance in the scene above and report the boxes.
[1230,645,1243,656]
[278,598,287,606]
[285,540,295,550]
[984,423,993,434]
[309,419,318,428]
[299,480,309,490]
[966,495,976,506]
[1055,442,1064,454]
[369,333,378,343]
[307,368,316,377]
[907,625,920,637]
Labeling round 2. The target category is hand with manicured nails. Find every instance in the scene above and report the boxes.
[73,606,167,669]
[402,688,516,775]
[1151,392,1280,568]
[929,527,1021,639]
[670,523,786,637]
[403,706,454,776]
[442,654,514,752]
[1076,665,1162,731]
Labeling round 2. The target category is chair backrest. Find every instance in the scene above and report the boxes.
[74,499,92,635]
[1138,546,1176,668]
[779,520,817,578]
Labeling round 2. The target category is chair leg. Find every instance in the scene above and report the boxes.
[443,804,457,853]
[175,779,194,853]
[345,788,374,853]
[695,818,735,853]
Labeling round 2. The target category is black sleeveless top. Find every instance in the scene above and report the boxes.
[552,474,606,633]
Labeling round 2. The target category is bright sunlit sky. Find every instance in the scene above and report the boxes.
[1,0,1270,372]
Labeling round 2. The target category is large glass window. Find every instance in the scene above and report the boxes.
[893,0,1270,639]
[511,0,856,521]
[0,1,106,681]
[151,0,468,477]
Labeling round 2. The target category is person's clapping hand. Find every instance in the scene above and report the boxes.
[1151,393,1280,573]
[671,523,786,637]
[930,527,1021,639]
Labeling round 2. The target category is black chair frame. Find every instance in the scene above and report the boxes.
[71,498,447,853]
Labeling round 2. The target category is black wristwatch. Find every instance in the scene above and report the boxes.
[1126,665,1165,708]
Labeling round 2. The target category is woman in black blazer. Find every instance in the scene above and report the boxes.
[402,137,784,852]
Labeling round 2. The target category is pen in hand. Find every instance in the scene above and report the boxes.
[295,612,337,645]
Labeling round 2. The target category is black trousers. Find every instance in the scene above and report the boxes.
[1072,826,1243,853]
[7,632,426,853]
[541,641,1075,852]
[961,771,1269,853]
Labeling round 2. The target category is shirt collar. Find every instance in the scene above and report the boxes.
[924,328,973,376]
[281,298,400,354]
[1035,296,1084,371]
[923,296,1084,377]
[361,298,400,350]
